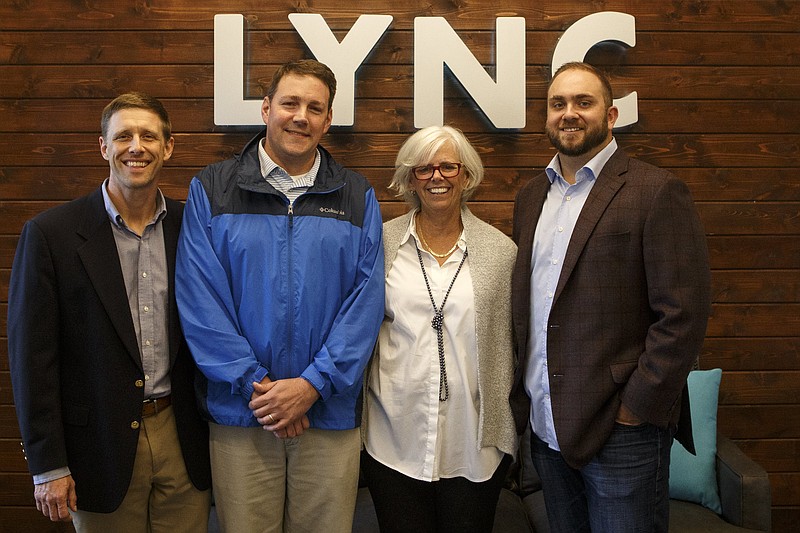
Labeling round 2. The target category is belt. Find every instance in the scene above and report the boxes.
[142,395,171,418]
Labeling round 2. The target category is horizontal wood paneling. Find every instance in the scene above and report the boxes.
[3,200,798,236]
[718,371,800,405]
[0,507,74,533]
[2,0,798,529]
[701,338,800,370]
[3,167,798,202]
[4,63,800,101]
[4,472,42,506]
[0,340,8,371]
[1,234,799,270]
[0,269,8,302]
[733,439,800,472]
[710,271,800,303]
[0,439,27,472]
[2,133,798,168]
[707,305,800,337]
[1,1,798,32]
[1,371,15,404]
[770,474,800,506]
[0,406,20,438]
[3,30,800,67]
[774,509,800,533]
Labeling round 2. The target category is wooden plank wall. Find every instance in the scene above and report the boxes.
[1,1,798,531]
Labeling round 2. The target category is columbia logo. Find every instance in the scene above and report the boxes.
[319,207,345,216]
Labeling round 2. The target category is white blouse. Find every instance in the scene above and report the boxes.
[365,216,503,482]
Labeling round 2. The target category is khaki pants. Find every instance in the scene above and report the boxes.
[71,405,211,533]
[209,423,360,533]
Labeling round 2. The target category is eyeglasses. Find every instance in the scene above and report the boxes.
[412,162,463,180]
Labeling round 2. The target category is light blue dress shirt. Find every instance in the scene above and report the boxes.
[524,138,618,451]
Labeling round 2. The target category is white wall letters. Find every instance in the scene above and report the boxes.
[551,11,637,128]
[213,12,637,128]
[414,17,526,128]
[288,14,393,126]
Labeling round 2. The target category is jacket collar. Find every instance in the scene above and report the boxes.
[235,131,345,195]
[553,149,629,304]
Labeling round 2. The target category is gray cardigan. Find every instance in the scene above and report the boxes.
[365,206,518,457]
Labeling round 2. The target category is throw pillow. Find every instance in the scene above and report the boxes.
[669,368,723,514]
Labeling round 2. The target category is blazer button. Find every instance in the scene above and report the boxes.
[131,421,140,429]
[135,380,144,388]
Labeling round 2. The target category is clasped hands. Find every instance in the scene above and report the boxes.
[249,376,319,439]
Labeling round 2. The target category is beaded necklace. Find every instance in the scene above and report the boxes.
[415,242,468,401]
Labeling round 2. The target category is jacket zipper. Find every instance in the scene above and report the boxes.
[287,202,294,375]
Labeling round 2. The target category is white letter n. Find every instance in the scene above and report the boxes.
[414,17,526,128]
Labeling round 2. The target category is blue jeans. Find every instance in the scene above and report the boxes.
[530,423,672,533]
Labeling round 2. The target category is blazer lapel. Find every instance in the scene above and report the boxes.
[162,200,182,366]
[512,177,549,355]
[76,189,142,368]
[553,151,628,303]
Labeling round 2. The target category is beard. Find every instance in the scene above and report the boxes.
[546,120,609,157]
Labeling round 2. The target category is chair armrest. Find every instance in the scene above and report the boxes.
[716,434,771,531]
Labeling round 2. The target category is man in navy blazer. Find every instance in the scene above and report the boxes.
[510,63,710,532]
[7,93,211,532]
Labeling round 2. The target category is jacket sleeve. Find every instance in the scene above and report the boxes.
[7,220,69,476]
[176,177,269,399]
[622,176,711,425]
[299,187,385,401]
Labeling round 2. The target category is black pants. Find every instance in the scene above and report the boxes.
[361,450,511,533]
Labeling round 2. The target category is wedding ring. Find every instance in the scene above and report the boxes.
[268,413,275,424]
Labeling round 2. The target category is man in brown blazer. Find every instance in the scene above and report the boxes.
[510,62,710,532]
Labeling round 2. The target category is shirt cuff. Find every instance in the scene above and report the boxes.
[33,467,71,485]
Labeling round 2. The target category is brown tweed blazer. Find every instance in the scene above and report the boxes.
[509,148,711,469]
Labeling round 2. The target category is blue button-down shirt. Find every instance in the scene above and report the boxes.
[524,139,618,451]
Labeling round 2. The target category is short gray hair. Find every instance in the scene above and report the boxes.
[389,125,484,208]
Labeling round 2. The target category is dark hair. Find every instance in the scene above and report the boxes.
[549,62,614,109]
[100,92,172,140]
[266,59,337,110]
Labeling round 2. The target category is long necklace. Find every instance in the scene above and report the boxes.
[415,242,468,401]
[417,217,461,259]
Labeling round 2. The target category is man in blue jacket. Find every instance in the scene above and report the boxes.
[176,59,384,532]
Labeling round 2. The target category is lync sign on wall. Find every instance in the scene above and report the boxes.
[214,12,637,129]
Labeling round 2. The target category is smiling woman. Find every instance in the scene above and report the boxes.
[362,125,518,533]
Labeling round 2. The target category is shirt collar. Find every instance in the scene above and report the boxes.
[546,137,618,185]
[101,178,167,230]
[258,139,320,189]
